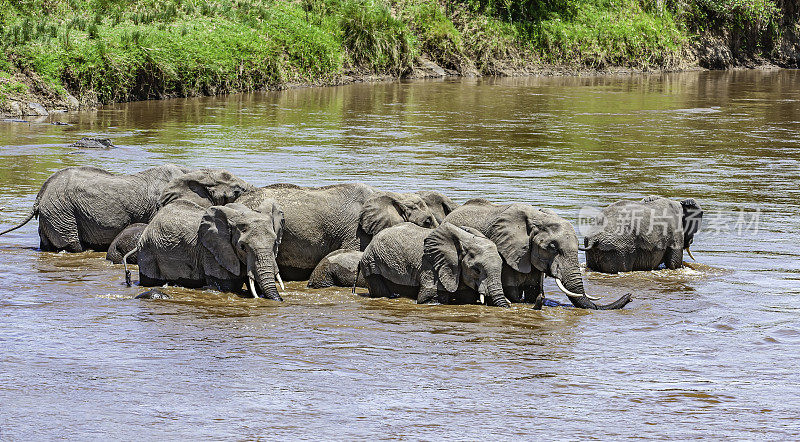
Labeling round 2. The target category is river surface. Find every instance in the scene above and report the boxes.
[1,70,799,439]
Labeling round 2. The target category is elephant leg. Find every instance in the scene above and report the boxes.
[365,275,396,299]
[139,273,165,287]
[42,214,83,252]
[38,230,56,252]
[417,286,441,304]
[663,247,684,270]
[521,272,544,307]
[522,274,544,310]
[502,285,524,303]
[206,276,244,294]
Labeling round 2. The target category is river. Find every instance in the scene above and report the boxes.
[1,70,799,439]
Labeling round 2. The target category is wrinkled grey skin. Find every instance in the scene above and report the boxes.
[237,183,440,280]
[106,223,147,264]
[415,191,459,223]
[360,222,511,307]
[582,196,703,273]
[133,201,285,300]
[307,249,366,289]
[157,169,255,209]
[444,199,631,310]
[0,164,192,252]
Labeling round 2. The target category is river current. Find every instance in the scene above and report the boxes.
[1,70,799,438]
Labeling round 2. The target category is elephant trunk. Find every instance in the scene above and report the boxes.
[249,250,282,301]
[554,261,631,310]
[479,272,510,308]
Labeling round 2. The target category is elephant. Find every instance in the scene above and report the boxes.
[415,190,459,223]
[106,223,147,264]
[0,164,193,252]
[307,249,366,289]
[581,196,703,273]
[236,183,441,280]
[359,222,511,307]
[444,199,631,310]
[109,168,253,264]
[126,200,285,300]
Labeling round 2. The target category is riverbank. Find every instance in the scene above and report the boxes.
[2,0,799,118]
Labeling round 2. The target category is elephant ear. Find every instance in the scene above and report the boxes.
[424,223,463,292]
[159,170,216,207]
[199,205,241,278]
[488,204,535,273]
[252,198,285,246]
[359,192,406,236]
[459,225,486,238]
[416,190,459,222]
[680,198,703,243]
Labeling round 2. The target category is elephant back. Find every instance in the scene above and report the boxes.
[136,200,206,283]
[442,199,499,236]
[361,223,428,286]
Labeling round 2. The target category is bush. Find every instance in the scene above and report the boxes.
[340,0,417,75]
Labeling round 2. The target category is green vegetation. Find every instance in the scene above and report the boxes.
[0,0,798,108]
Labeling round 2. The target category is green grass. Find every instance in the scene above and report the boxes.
[526,0,686,68]
[0,0,797,106]
[0,72,28,104]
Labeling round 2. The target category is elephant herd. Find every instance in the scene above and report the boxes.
[1,164,704,311]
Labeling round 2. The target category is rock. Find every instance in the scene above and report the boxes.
[69,137,115,149]
[27,102,49,116]
[7,101,23,117]
[420,58,447,77]
[409,56,448,78]
[64,92,80,110]
[135,288,171,300]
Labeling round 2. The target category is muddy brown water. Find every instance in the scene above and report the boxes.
[1,71,799,439]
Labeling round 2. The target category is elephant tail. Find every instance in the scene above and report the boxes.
[123,247,138,287]
[0,202,38,237]
[352,261,361,295]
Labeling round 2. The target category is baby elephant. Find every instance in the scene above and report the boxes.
[359,222,511,307]
[106,223,147,264]
[582,196,703,273]
[125,200,285,300]
[307,249,366,289]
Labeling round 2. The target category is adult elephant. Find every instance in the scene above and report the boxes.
[444,199,631,310]
[236,183,440,280]
[0,164,193,252]
[581,196,703,273]
[126,201,285,300]
[307,250,366,289]
[359,222,511,307]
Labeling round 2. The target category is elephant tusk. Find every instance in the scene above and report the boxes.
[685,247,696,261]
[248,276,260,298]
[479,293,485,305]
[555,278,601,301]
[276,272,285,291]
